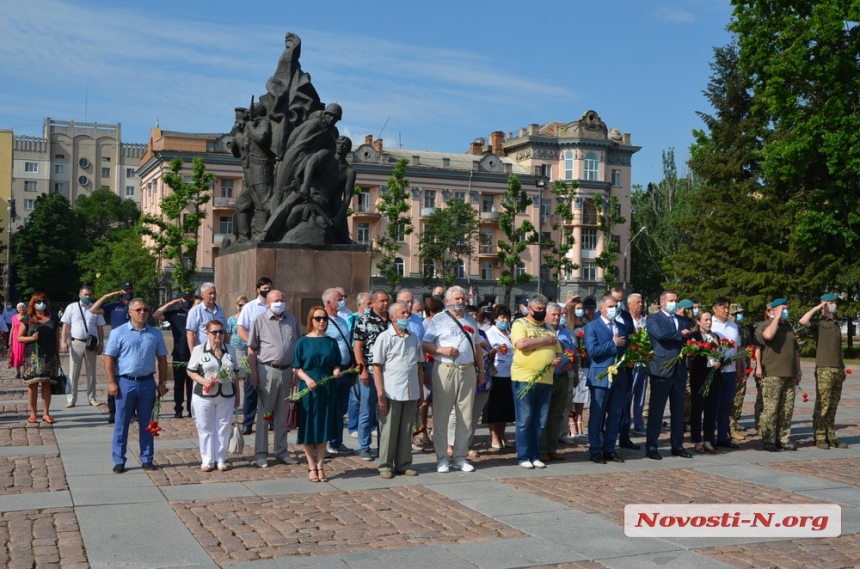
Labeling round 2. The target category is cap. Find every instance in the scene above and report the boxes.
[120,282,134,290]
[821,293,838,302]
[730,303,745,314]
[180,290,194,298]
[678,299,694,309]
[770,297,788,309]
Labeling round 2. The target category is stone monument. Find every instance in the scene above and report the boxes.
[216,32,368,316]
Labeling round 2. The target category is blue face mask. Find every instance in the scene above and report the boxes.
[35,302,46,311]
[396,318,409,330]
[337,299,346,310]
[606,307,617,319]
[79,296,93,305]
[735,313,744,323]
[780,309,789,321]
[496,321,508,330]
[692,308,700,316]
[180,300,193,310]
[574,309,584,318]
[521,307,529,316]
[559,317,568,327]
[666,301,677,313]
[122,292,133,301]
[363,308,371,316]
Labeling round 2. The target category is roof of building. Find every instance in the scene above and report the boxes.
[351,145,529,175]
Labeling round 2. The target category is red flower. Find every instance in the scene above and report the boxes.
[424,353,435,364]
[802,393,809,403]
[577,330,585,338]
[463,325,475,334]
[847,369,852,375]
[745,367,753,375]
[564,349,575,359]
[263,414,274,421]
[498,344,509,355]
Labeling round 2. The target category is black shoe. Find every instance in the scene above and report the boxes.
[778,442,797,451]
[619,439,641,450]
[108,415,115,425]
[590,453,607,464]
[112,464,125,474]
[242,427,253,436]
[763,444,779,452]
[187,411,193,418]
[671,449,693,458]
[141,462,157,471]
[646,450,662,460]
[174,412,183,419]
[603,452,625,463]
[716,441,739,449]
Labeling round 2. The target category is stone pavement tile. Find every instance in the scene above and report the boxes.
[445,535,587,568]
[226,556,350,569]
[0,453,67,495]
[70,484,166,506]
[601,551,736,569]
[244,478,338,497]
[697,532,860,568]
[797,488,860,508]
[0,444,58,457]
[0,490,72,513]
[65,472,152,490]
[341,544,477,569]
[171,486,524,565]
[0,507,88,568]
[0,424,56,448]
[767,457,860,489]
[162,481,256,501]
[77,502,214,568]
[698,463,850,492]
[0,402,32,421]
[458,492,567,518]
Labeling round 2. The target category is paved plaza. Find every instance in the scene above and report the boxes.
[2,355,860,568]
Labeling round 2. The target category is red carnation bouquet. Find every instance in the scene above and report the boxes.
[288,363,365,401]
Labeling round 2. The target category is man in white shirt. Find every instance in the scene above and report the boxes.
[711,297,741,450]
[396,288,425,342]
[61,286,105,407]
[237,277,273,435]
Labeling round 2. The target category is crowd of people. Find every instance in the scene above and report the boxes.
[5,280,849,477]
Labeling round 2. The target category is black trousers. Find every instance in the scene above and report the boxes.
[173,363,193,414]
[645,375,687,452]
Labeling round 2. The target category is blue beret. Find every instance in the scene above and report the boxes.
[770,298,788,308]
[821,293,838,302]
[678,299,694,309]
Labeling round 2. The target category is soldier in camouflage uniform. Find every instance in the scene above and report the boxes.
[799,293,848,449]
[755,298,801,452]
[729,304,754,440]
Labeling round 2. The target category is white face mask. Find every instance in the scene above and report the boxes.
[827,304,837,314]
[270,301,285,315]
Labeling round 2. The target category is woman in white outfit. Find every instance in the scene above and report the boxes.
[187,320,240,472]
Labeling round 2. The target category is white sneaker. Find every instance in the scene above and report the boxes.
[277,454,297,465]
[436,460,450,473]
[350,431,358,438]
[65,402,74,408]
[519,460,534,469]
[89,400,100,406]
[452,461,475,472]
[532,459,547,469]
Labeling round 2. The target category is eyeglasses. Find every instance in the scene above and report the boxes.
[209,330,225,335]
[312,316,329,322]
[131,308,149,313]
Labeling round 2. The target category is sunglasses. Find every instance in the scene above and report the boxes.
[209,330,225,335]
[237,304,246,309]
[312,316,329,322]
[131,308,149,313]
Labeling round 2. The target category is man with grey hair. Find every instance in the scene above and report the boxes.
[61,286,105,407]
[539,301,575,461]
[186,283,227,352]
[422,286,486,473]
[396,288,425,341]
[322,287,354,455]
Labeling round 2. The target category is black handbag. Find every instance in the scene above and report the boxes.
[50,367,69,395]
[78,304,99,351]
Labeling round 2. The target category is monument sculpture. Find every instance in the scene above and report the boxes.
[222,33,355,250]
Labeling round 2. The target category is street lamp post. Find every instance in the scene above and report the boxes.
[4,198,16,305]
[622,226,646,294]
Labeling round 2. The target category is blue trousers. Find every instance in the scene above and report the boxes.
[348,382,360,434]
[112,377,157,465]
[357,373,379,451]
[242,374,258,431]
[716,371,737,443]
[512,381,552,462]
[646,375,686,452]
[589,373,628,455]
[329,373,353,448]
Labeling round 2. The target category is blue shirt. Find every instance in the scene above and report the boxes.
[325,314,352,367]
[407,313,425,342]
[185,302,228,346]
[102,301,130,330]
[555,326,575,375]
[104,322,168,377]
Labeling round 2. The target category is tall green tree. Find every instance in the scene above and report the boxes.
[141,156,213,294]
[594,195,626,291]
[541,180,579,286]
[77,224,160,300]
[497,175,537,307]
[76,187,140,243]
[12,193,85,301]
[419,198,480,287]
[375,159,414,293]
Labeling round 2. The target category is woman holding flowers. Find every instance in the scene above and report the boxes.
[293,306,342,482]
[485,305,514,450]
[18,293,61,424]
[510,294,561,469]
[688,311,722,454]
[187,320,240,472]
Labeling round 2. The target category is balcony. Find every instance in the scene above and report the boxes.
[478,244,497,257]
[420,207,437,217]
[213,197,236,208]
[352,203,381,218]
[480,211,500,222]
[213,233,228,245]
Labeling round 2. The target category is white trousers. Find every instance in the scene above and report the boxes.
[67,339,98,404]
[192,395,235,467]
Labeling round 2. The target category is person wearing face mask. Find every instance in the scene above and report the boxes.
[485,305,514,449]
[90,281,137,424]
[2,302,17,332]
[730,304,755,438]
[569,300,591,438]
[321,287,355,456]
[19,293,62,424]
[396,289,425,342]
[60,286,105,408]
[755,298,801,452]
[372,301,425,478]
[353,289,392,461]
[609,288,639,451]
[431,286,445,303]
[346,291,372,440]
[800,293,848,449]
[8,303,27,378]
[153,291,197,418]
[236,277,274,435]
[247,289,300,467]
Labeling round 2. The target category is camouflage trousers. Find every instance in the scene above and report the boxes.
[754,377,763,429]
[813,367,845,444]
[760,376,796,446]
[730,378,747,431]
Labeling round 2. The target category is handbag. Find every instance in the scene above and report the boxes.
[77,304,98,351]
[228,412,244,454]
[285,380,299,429]
[50,367,70,395]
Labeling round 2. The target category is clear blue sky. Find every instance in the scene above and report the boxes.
[0,0,734,188]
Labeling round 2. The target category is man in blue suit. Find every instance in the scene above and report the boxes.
[645,290,693,459]
[584,295,629,464]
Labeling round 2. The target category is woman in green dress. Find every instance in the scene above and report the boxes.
[294,306,342,482]
[18,292,61,424]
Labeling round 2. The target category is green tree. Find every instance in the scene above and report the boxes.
[594,195,626,291]
[12,193,85,301]
[141,156,213,294]
[497,175,536,307]
[375,159,413,292]
[541,180,579,286]
[78,224,160,300]
[76,187,140,243]
[419,198,480,287]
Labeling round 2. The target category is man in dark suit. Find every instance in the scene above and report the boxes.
[584,295,628,464]
[610,287,640,450]
[645,290,693,460]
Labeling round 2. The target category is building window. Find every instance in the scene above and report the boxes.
[54,164,65,175]
[221,179,234,198]
[540,231,552,247]
[24,199,37,211]
[584,152,599,181]
[394,257,404,276]
[455,259,465,279]
[481,262,493,280]
[394,222,406,243]
[101,167,110,178]
[357,191,370,213]
[24,162,38,173]
[612,169,621,186]
[515,262,526,278]
[540,264,551,282]
[423,261,435,279]
[582,262,597,281]
[55,154,65,159]
[357,222,370,244]
[219,215,233,235]
[564,151,573,180]
[125,186,135,197]
[24,181,38,192]
[54,183,65,193]
[482,195,494,213]
[454,191,466,202]
[582,200,598,225]
[126,168,135,178]
[582,228,598,250]
[424,189,436,209]
[23,218,31,226]
[540,199,551,219]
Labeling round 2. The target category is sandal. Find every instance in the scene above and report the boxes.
[27,416,38,423]
[308,468,319,483]
[200,465,213,473]
[318,466,328,482]
[42,416,55,424]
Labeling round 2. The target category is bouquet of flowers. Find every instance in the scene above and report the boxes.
[575,330,587,360]
[699,342,753,396]
[497,343,509,356]
[288,363,365,401]
[626,327,653,367]
[596,354,627,385]
[660,339,719,374]
[516,361,553,399]
[146,397,162,437]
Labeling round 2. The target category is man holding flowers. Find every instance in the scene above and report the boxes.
[711,297,742,450]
